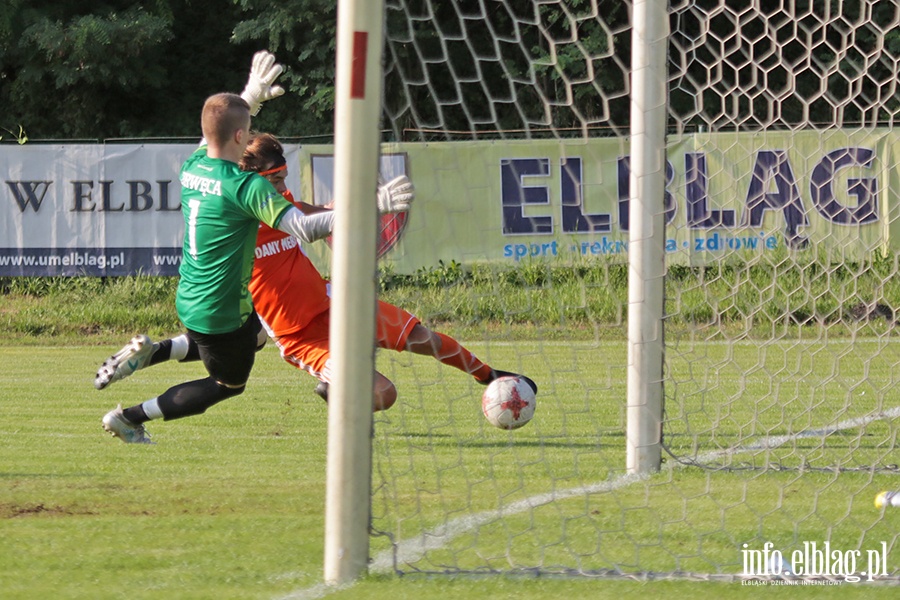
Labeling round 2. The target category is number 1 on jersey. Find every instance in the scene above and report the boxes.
[188,198,201,259]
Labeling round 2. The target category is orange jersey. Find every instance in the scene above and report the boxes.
[249,200,330,338]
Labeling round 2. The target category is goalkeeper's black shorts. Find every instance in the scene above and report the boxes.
[188,312,262,387]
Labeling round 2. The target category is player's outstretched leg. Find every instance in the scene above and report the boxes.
[101,404,154,444]
[94,333,202,390]
[94,334,154,390]
[402,324,538,394]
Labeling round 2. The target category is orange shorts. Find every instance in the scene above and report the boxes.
[274,301,420,383]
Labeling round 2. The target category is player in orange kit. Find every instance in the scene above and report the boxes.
[243,132,535,409]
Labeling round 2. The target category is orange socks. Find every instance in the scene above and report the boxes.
[435,333,493,382]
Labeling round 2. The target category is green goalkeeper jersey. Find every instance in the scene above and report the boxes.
[176,146,292,334]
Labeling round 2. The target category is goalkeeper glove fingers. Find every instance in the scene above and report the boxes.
[377,175,415,213]
[240,50,285,116]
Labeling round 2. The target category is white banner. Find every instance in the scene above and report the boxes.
[0,143,301,276]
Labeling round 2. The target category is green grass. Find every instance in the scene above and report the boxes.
[2,341,899,599]
[3,249,900,344]
[3,260,900,597]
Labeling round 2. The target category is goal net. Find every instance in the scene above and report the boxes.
[360,0,900,580]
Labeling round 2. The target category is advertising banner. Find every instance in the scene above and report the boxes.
[300,129,900,273]
[2,131,898,276]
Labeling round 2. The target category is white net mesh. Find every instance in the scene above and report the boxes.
[365,0,900,580]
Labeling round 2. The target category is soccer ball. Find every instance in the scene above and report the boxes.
[481,376,536,430]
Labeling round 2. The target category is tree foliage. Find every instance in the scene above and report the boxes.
[1,2,253,138]
[1,1,896,141]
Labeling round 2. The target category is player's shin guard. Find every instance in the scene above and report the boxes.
[155,377,245,420]
[151,334,201,365]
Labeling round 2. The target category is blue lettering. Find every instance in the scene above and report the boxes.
[685,152,736,229]
[7,181,51,212]
[128,181,152,212]
[692,232,775,252]
[497,149,879,246]
[810,147,877,225]
[579,237,627,255]
[743,150,807,245]
[504,241,559,261]
[500,158,553,235]
[560,157,611,233]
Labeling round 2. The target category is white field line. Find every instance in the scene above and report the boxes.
[276,406,900,599]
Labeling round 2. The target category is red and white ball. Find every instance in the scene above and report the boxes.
[481,376,536,430]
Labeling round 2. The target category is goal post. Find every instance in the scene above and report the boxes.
[324,0,386,585]
[626,0,668,474]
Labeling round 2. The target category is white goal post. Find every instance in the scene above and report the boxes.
[324,0,385,585]
[626,0,668,474]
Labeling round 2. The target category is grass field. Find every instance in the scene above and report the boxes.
[2,338,899,599]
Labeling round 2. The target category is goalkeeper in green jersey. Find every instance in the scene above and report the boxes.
[98,53,344,444]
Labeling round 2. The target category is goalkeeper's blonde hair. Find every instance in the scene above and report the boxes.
[201,93,251,148]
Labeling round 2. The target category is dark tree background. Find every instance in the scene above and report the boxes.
[1,1,896,142]
[0,0,631,142]
[0,0,339,140]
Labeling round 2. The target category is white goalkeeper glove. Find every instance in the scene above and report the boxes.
[240,50,285,116]
[377,175,415,213]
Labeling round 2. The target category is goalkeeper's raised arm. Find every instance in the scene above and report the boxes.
[240,50,285,116]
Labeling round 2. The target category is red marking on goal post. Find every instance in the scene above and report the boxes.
[350,31,368,99]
